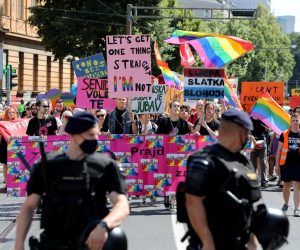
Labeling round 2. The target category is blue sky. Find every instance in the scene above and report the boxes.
[272,0,300,32]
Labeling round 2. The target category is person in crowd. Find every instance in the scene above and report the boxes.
[276,113,300,217]
[51,99,65,118]
[250,117,268,188]
[156,100,190,136]
[26,99,58,136]
[15,112,130,249]
[21,102,31,118]
[17,99,25,115]
[185,109,261,249]
[101,98,137,134]
[57,110,73,135]
[136,114,158,135]
[194,102,219,138]
[23,106,33,119]
[294,106,300,115]
[188,100,204,125]
[214,104,222,121]
[30,103,38,117]
[179,105,195,134]
[268,131,278,183]
[95,109,107,131]
[0,106,19,193]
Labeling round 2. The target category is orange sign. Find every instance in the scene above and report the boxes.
[240,82,284,112]
[165,86,184,114]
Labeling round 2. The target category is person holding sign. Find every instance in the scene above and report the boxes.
[101,98,137,134]
[136,114,157,135]
[194,102,219,138]
[156,100,190,136]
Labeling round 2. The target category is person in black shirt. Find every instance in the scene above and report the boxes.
[185,109,261,250]
[250,117,268,188]
[194,102,219,137]
[26,99,58,136]
[156,100,190,136]
[15,112,129,250]
[101,98,137,134]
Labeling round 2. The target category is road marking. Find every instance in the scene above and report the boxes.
[171,213,189,250]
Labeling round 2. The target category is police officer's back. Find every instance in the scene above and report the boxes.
[185,110,260,250]
[15,112,130,250]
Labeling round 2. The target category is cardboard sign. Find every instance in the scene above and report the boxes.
[76,77,115,109]
[291,88,300,96]
[165,86,184,114]
[106,35,152,98]
[72,53,107,78]
[183,68,225,99]
[240,82,284,112]
[290,96,300,109]
[131,84,166,114]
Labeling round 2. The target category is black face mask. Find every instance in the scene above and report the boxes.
[79,139,98,154]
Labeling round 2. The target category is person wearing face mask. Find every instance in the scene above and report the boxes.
[15,111,130,250]
[185,109,264,250]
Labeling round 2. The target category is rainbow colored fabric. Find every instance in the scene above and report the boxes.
[154,42,181,87]
[164,30,254,68]
[224,78,243,110]
[250,92,290,135]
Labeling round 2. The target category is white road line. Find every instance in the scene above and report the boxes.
[171,213,189,250]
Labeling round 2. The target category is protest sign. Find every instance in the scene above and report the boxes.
[228,78,238,94]
[290,96,300,109]
[6,134,215,197]
[76,77,115,109]
[72,53,107,78]
[240,82,284,112]
[165,86,184,114]
[183,68,225,99]
[0,119,29,141]
[291,88,300,96]
[106,35,152,98]
[131,84,166,114]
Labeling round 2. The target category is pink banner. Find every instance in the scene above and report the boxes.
[106,35,152,98]
[76,77,115,109]
[0,119,29,142]
[6,135,216,197]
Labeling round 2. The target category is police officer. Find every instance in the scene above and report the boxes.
[15,112,130,250]
[185,109,261,250]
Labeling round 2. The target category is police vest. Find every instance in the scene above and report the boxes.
[279,129,290,166]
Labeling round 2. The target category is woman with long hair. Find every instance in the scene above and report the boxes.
[0,106,19,192]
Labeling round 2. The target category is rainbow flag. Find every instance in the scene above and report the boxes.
[250,92,290,135]
[154,42,182,87]
[224,77,243,110]
[164,30,254,68]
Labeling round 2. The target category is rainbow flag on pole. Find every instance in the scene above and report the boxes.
[164,30,254,68]
[154,42,181,87]
[250,91,290,135]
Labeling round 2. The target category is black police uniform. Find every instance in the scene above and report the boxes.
[27,152,126,249]
[185,143,261,250]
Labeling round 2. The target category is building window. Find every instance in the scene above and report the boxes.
[17,0,24,20]
[2,0,9,16]
[32,0,36,7]
[59,59,63,91]
[19,52,24,90]
[33,54,38,91]
[46,56,51,90]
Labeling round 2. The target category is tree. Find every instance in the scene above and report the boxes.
[28,0,160,60]
[289,32,300,90]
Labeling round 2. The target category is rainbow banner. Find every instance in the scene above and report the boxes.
[250,92,290,135]
[224,77,243,110]
[154,42,182,87]
[164,30,254,68]
[6,135,216,197]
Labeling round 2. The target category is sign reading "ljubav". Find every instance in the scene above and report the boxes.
[183,68,225,100]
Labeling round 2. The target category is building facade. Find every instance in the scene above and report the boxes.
[276,15,295,34]
[229,0,271,11]
[0,0,76,103]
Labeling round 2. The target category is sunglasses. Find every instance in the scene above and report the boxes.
[42,105,50,108]
[96,114,105,118]
[215,110,221,112]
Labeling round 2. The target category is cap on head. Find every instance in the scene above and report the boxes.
[65,111,98,135]
[222,109,253,131]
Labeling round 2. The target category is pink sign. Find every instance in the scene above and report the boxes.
[6,135,215,197]
[76,77,115,109]
[106,35,152,98]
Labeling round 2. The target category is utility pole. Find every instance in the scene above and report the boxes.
[6,64,11,106]
[126,4,132,35]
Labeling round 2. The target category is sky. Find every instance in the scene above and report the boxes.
[271,0,300,32]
